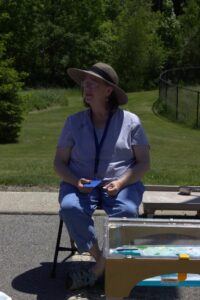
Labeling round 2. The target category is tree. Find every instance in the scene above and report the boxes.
[0,0,117,87]
[178,0,200,66]
[152,0,186,15]
[0,41,24,143]
[157,0,181,68]
[112,0,166,91]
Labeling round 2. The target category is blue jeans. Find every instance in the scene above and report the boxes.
[59,181,145,253]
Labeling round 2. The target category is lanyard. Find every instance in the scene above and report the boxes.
[92,112,113,177]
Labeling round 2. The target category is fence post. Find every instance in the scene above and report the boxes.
[176,86,179,120]
[197,92,200,128]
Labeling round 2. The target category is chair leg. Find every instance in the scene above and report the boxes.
[51,218,78,278]
[61,237,78,263]
[51,219,64,278]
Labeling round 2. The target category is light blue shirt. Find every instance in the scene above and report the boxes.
[57,108,149,181]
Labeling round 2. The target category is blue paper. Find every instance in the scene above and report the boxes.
[83,179,102,188]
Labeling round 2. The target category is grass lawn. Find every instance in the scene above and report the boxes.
[0,88,199,188]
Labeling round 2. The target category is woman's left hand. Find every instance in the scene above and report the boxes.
[103,180,122,196]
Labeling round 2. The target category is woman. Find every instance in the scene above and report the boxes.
[54,62,150,290]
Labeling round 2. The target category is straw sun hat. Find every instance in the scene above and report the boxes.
[67,62,128,105]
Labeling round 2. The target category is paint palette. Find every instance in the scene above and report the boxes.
[110,245,200,258]
[105,218,200,288]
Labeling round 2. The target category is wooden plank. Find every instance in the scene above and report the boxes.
[142,191,200,215]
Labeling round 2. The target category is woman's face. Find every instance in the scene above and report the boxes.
[82,74,113,108]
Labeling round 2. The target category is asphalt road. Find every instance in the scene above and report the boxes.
[1,214,200,300]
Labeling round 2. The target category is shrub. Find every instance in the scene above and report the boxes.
[0,43,24,143]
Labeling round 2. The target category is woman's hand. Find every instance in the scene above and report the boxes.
[103,180,122,196]
[102,145,150,197]
[77,178,93,193]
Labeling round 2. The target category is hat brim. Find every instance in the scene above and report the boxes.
[67,68,128,105]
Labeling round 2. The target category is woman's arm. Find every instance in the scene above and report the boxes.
[54,147,79,187]
[54,147,93,192]
[119,144,150,186]
[103,144,150,195]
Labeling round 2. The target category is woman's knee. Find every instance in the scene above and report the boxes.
[105,189,141,218]
[118,203,139,218]
[124,204,139,218]
[60,194,81,217]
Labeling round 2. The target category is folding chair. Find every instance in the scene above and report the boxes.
[51,218,78,278]
[51,206,104,278]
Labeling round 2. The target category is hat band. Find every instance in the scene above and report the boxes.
[89,66,115,84]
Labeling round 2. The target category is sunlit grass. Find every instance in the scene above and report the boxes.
[0,88,199,187]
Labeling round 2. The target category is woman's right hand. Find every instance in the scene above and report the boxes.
[77,178,93,193]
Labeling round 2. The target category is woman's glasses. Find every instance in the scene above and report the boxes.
[81,78,99,90]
